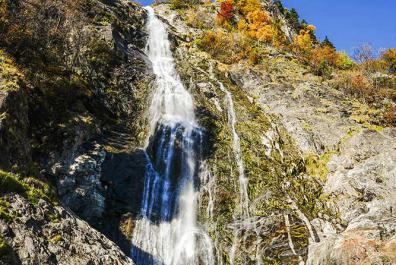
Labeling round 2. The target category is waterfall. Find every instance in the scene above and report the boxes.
[217,82,250,219]
[131,7,214,265]
[207,64,250,264]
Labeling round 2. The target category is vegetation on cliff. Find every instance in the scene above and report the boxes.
[164,0,395,129]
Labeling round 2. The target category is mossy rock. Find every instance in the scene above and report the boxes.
[0,170,57,205]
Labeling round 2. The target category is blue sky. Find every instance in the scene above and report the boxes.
[135,0,396,53]
[281,0,396,53]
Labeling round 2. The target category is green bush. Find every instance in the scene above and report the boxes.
[336,51,355,70]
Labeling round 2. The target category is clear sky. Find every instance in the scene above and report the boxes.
[134,0,396,53]
[281,0,396,54]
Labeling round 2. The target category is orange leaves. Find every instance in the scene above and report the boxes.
[256,25,274,43]
[292,25,317,57]
[246,10,270,29]
[217,0,234,25]
[384,105,396,125]
[310,45,337,67]
[305,25,316,32]
[216,0,286,46]
[238,9,276,44]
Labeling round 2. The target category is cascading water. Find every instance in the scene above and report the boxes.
[207,65,250,264]
[131,6,213,265]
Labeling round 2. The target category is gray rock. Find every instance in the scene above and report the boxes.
[0,194,133,265]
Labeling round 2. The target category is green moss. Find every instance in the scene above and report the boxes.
[50,234,63,244]
[0,198,13,222]
[0,171,26,195]
[0,170,57,205]
[305,151,337,181]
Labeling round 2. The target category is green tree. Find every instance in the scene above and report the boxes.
[285,8,300,31]
[321,36,335,49]
[273,0,284,14]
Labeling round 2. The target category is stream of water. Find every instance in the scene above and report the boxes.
[131,6,214,265]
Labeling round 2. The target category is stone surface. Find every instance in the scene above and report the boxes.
[0,194,132,265]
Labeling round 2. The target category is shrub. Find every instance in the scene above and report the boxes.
[336,51,355,70]
[0,171,26,194]
[186,8,210,29]
[236,0,262,16]
[292,26,316,57]
[381,48,396,73]
[169,0,200,9]
[217,0,235,25]
[0,236,11,257]
[310,45,337,76]
[196,30,252,64]
[384,105,396,125]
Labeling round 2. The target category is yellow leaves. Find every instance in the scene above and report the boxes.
[246,10,270,27]
[292,30,314,55]
[235,0,262,15]
[306,24,316,32]
[238,9,279,44]
[256,24,273,42]
[381,48,396,72]
[237,19,247,31]
[215,0,286,46]
[335,51,355,70]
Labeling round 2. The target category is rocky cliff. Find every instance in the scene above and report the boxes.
[154,2,395,264]
[0,0,395,265]
[1,0,151,263]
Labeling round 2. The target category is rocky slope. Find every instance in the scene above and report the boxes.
[0,0,395,264]
[1,0,152,263]
[154,3,396,265]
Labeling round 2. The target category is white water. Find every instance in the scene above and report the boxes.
[131,7,213,265]
[207,65,250,264]
[217,82,250,219]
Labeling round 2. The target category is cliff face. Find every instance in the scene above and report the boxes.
[1,0,152,263]
[0,0,395,265]
[154,3,396,265]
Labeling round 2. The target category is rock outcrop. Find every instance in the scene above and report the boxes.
[0,194,132,265]
[1,0,152,263]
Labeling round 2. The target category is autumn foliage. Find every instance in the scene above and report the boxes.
[292,25,316,56]
[217,0,234,25]
[381,48,396,73]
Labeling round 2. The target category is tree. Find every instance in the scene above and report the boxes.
[321,36,335,49]
[273,0,284,14]
[335,51,355,70]
[236,0,261,15]
[352,44,375,64]
[285,8,300,31]
[292,25,316,56]
[381,48,396,73]
[310,45,337,76]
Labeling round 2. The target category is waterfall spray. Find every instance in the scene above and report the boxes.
[131,7,214,265]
